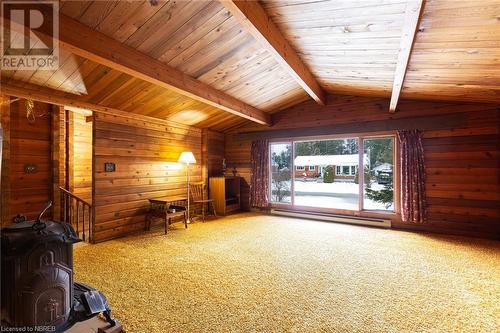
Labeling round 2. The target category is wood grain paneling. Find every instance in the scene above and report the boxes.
[92,111,203,242]
[226,95,500,239]
[1,96,11,226]
[69,111,92,203]
[202,129,225,180]
[262,0,500,104]
[7,99,52,221]
[5,0,497,132]
[51,105,65,220]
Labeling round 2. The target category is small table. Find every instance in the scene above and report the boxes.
[146,196,188,234]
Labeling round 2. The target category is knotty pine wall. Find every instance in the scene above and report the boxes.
[92,111,203,243]
[3,99,52,222]
[226,95,500,239]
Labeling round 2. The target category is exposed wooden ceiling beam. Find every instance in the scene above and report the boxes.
[4,13,271,125]
[1,80,128,116]
[389,0,426,113]
[0,80,194,129]
[220,0,326,105]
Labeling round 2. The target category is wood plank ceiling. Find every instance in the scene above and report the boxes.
[2,0,308,132]
[262,0,500,103]
[1,0,499,132]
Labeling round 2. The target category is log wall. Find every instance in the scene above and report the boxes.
[226,95,500,239]
[92,111,203,242]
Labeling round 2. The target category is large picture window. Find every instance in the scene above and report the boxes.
[269,135,395,213]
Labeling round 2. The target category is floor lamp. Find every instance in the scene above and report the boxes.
[178,152,196,222]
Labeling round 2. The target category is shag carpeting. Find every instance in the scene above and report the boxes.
[73,213,500,333]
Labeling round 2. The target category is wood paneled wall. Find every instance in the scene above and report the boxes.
[92,111,203,243]
[69,112,93,203]
[202,129,225,180]
[4,99,52,222]
[1,96,11,226]
[51,105,65,221]
[226,95,500,239]
[225,135,252,211]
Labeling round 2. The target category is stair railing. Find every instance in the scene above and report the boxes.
[59,187,92,242]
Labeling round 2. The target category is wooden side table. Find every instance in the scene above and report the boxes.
[146,196,188,234]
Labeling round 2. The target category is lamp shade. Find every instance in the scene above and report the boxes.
[178,151,196,164]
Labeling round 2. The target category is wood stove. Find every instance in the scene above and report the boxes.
[1,202,119,332]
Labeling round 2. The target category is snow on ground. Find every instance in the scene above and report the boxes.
[295,181,358,194]
[272,180,393,211]
[295,195,359,211]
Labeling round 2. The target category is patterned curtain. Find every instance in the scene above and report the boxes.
[250,139,270,209]
[398,130,427,223]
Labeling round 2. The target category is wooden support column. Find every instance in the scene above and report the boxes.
[0,95,11,226]
[51,105,65,221]
[66,110,74,193]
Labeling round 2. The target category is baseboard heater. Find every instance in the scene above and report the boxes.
[270,209,391,228]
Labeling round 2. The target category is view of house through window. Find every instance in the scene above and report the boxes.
[293,138,360,210]
[270,136,395,212]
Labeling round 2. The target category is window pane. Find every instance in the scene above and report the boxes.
[363,137,394,211]
[294,138,359,210]
[270,143,292,203]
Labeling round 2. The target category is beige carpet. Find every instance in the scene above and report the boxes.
[73,213,500,333]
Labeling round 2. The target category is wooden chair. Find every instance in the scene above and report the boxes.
[190,182,217,222]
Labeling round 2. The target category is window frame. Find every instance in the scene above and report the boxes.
[295,165,305,171]
[269,141,294,206]
[308,165,315,171]
[269,132,398,218]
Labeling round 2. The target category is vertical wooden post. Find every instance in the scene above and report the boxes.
[66,109,74,192]
[0,95,11,226]
[52,105,65,221]
[91,111,96,243]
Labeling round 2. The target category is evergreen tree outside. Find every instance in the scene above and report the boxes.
[270,144,292,202]
[323,166,335,183]
[295,138,358,156]
[365,175,393,209]
[363,138,394,209]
